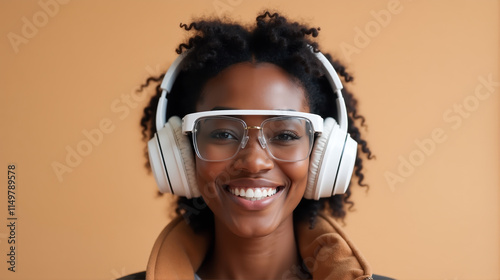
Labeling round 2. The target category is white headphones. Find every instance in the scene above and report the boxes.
[147,49,358,200]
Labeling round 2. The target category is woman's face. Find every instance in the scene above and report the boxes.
[195,62,310,238]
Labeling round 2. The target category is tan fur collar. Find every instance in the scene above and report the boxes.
[146,213,372,280]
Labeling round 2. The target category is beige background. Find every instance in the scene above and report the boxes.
[0,0,498,279]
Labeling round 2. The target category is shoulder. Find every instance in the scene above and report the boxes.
[116,271,396,279]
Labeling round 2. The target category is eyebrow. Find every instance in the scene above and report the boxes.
[210,106,297,112]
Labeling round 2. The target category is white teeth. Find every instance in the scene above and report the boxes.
[246,189,254,198]
[228,187,279,200]
[254,189,262,198]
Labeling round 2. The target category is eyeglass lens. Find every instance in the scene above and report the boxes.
[193,116,313,162]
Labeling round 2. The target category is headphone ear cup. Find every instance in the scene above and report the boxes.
[305,117,335,200]
[333,134,357,195]
[147,116,200,198]
[305,117,356,200]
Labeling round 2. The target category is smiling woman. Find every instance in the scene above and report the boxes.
[193,63,313,241]
[120,11,393,280]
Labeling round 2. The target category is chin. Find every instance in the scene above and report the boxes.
[219,211,293,238]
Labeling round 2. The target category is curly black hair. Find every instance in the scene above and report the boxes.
[139,11,373,232]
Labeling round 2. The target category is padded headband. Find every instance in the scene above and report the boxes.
[155,49,348,132]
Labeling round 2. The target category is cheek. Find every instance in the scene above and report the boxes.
[280,161,310,197]
[194,159,231,206]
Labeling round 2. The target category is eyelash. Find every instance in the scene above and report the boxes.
[270,131,300,141]
[210,130,239,140]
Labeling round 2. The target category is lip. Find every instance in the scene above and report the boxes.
[221,178,285,211]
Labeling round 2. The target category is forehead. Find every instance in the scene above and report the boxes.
[196,62,309,112]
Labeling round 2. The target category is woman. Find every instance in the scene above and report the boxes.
[121,11,392,280]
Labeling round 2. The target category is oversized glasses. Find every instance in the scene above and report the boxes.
[182,110,324,162]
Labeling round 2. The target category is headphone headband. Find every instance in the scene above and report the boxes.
[311,51,348,131]
[155,48,348,132]
[155,52,189,132]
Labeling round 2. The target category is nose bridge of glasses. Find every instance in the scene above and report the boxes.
[241,126,267,150]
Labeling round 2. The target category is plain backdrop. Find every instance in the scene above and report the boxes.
[0,0,498,279]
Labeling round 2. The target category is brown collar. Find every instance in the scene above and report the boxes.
[146,213,372,280]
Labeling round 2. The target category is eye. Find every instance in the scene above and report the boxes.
[209,130,239,141]
[270,131,300,142]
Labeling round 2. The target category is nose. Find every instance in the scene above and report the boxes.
[232,133,274,173]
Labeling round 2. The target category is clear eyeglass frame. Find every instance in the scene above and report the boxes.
[182,110,324,163]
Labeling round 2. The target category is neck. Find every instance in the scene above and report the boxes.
[198,214,301,280]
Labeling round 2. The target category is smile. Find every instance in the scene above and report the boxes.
[226,187,280,201]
